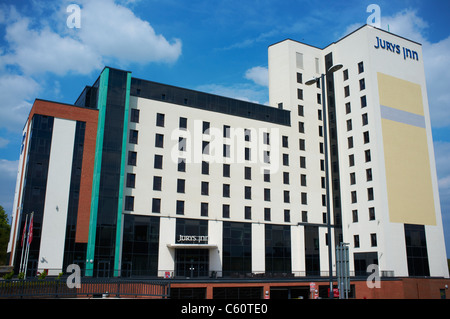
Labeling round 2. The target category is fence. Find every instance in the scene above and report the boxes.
[0,278,171,299]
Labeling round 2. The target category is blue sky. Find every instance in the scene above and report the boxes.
[1,0,450,257]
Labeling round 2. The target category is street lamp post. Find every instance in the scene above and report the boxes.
[306,63,343,299]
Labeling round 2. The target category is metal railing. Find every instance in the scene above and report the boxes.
[0,278,170,299]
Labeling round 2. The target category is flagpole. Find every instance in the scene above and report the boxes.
[19,214,28,274]
[24,212,34,279]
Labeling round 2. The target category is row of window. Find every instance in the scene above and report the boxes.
[354,233,377,248]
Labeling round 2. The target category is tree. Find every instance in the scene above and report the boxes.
[0,205,11,265]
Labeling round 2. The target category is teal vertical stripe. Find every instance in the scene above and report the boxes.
[114,72,131,277]
[85,68,109,277]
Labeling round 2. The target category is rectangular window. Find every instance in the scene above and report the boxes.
[263,132,270,145]
[347,119,352,131]
[126,173,136,188]
[178,137,187,151]
[299,138,306,151]
[297,88,303,100]
[177,179,185,193]
[359,78,366,90]
[298,121,305,133]
[297,72,303,83]
[301,192,307,205]
[369,207,376,220]
[351,191,357,203]
[349,154,355,167]
[370,233,377,247]
[298,105,304,117]
[264,188,271,201]
[368,187,374,201]
[245,147,251,161]
[201,181,209,196]
[283,153,289,166]
[361,95,367,108]
[203,121,210,134]
[245,166,251,180]
[223,184,230,197]
[156,113,165,127]
[154,154,163,169]
[264,169,271,182]
[363,131,370,144]
[223,125,230,138]
[344,86,350,97]
[223,144,230,157]
[245,186,252,200]
[365,149,371,162]
[245,206,252,220]
[202,161,209,175]
[284,209,290,223]
[264,208,271,221]
[176,200,185,215]
[284,190,290,203]
[358,61,364,73]
[223,164,231,177]
[125,196,134,211]
[202,141,210,155]
[354,235,360,248]
[128,151,137,166]
[352,209,358,223]
[244,129,251,141]
[155,133,164,148]
[179,117,187,130]
[178,158,186,172]
[153,176,162,191]
[282,136,289,148]
[362,113,368,126]
[348,136,354,149]
[130,108,140,123]
[302,211,308,223]
[129,129,138,144]
[343,69,349,81]
[350,172,356,185]
[201,202,208,216]
[283,172,289,185]
[223,204,230,218]
[296,52,303,69]
[152,198,161,213]
[300,156,306,168]
[301,174,307,187]
[366,168,373,181]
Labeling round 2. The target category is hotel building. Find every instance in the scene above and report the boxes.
[6,25,449,298]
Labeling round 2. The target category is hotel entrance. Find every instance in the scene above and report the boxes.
[175,248,209,278]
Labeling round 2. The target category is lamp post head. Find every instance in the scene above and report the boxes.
[327,64,343,74]
[305,77,319,86]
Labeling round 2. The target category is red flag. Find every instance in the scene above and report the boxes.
[21,218,27,248]
[27,214,33,245]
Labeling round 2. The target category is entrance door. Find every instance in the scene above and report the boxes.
[175,249,209,278]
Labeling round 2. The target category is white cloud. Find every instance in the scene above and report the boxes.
[245,66,269,87]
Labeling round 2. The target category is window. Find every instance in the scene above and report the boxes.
[318,109,322,120]
[351,191,357,203]
[302,211,308,223]
[297,72,303,83]
[244,129,251,141]
[177,179,185,193]
[202,121,210,134]
[358,61,364,73]
[154,154,163,169]
[153,176,162,191]
[155,134,164,148]
[347,119,352,131]
[201,182,209,195]
[245,147,251,161]
[223,204,230,218]
[297,88,303,100]
[179,117,187,130]
[298,121,305,133]
[176,200,184,215]
[299,139,306,151]
[223,144,230,158]
[319,125,323,137]
[365,149,371,162]
[263,132,270,145]
[129,129,138,144]
[300,156,306,168]
[319,142,324,154]
[284,210,290,223]
[296,52,304,69]
[359,78,365,90]
[178,137,187,151]
[128,151,137,166]
[361,95,367,108]
[202,161,209,175]
[366,168,373,181]
[202,141,210,155]
[263,151,270,164]
[201,202,208,216]
[354,235,360,248]
[282,136,289,148]
[317,93,321,104]
[278,103,283,109]
[362,113,368,126]
[245,166,251,180]
[283,172,289,185]
[344,86,350,97]
[245,186,252,200]
[301,174,307,186]
[301,192,307,205]
[348,136,354,149]
[130,108,140,123]
[368,187,374,201]
[223,164,230,177]
[125,196,134,211]
[370,233,377,247]
[350,172,356,185]
[352,209,358,223]
[343,69,349,81]
[283,153,289,166]
[223,184,230,197]
[345,102,351,114]
[126,173,136,188]
[223,125,230,138]
[369,207,376,220]
[178,158,186,172]
[349,154,355,167]
[245,206,251,220]
[298,105,304,116]
[264,208,271,221]
[152,198,161,213]
[363,131,370,144]
[264,188,271,201]
[156,113,165,127]
[264,169,271,182]
[284,190,290,203]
